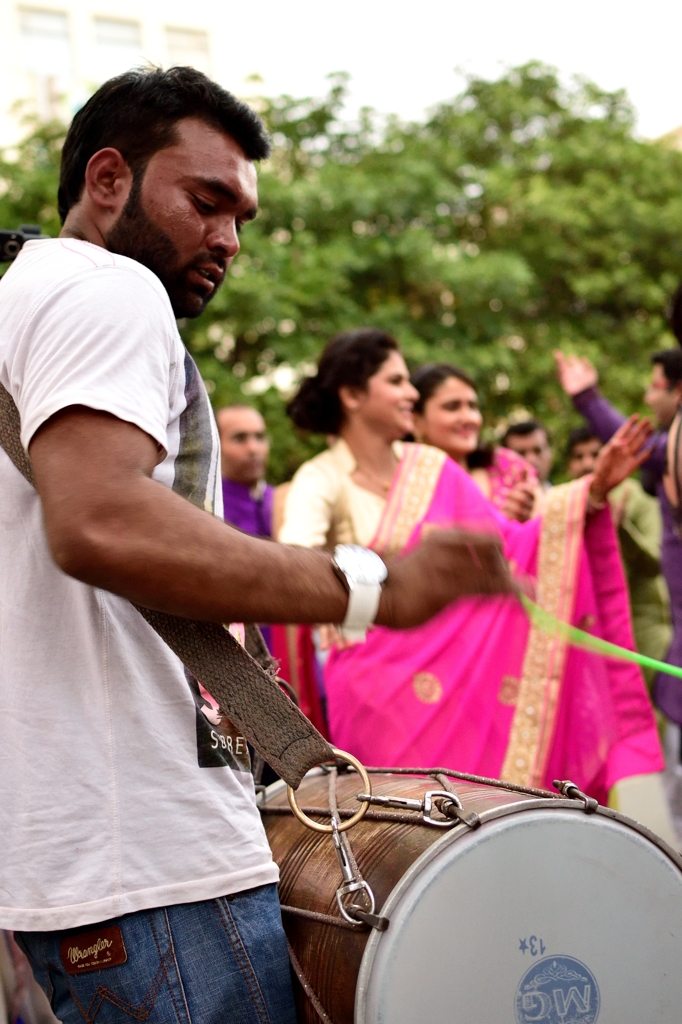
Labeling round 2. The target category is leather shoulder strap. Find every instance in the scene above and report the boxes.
[0,381,34,485]
[0,381,332,787]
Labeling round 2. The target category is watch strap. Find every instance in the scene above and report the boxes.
[340,580,382,641]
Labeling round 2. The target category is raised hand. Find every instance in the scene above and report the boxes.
[589,415,653,505]
[554,351,599,396]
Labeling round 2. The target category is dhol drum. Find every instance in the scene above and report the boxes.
[260,762,682,1024]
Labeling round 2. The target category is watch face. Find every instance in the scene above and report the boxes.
[333,544,388,585]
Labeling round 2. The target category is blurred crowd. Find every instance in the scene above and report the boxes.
[217,325,682,847]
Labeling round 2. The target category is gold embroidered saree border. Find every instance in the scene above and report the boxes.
[501,476,590,788]
[371,443,447,557]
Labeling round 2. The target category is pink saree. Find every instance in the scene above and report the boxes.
[325,444,663,803]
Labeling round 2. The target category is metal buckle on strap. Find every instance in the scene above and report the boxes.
[330,816,389,930]
[356,788,480,829]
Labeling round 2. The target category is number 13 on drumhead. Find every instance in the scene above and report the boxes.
[262,772,682,1023]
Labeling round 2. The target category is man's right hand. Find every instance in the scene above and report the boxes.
[554,351,599,396]
[376,528,517,630]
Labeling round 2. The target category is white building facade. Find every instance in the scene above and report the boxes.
[0,0,234,147]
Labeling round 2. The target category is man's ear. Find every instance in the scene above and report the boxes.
[83,148,133,219]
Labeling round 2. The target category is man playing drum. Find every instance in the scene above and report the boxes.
[0,67,515,1024]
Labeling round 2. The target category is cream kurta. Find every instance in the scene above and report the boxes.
[278,438,403,548]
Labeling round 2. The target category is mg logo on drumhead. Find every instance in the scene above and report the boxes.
[515,955,600,1023]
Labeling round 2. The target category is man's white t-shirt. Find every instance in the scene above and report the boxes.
[0,239,278,931]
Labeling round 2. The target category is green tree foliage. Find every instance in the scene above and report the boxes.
[3,65,682,481]
[189,64,682,480]
[0,115,64,239]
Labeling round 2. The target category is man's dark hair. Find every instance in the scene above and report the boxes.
[566,425,599,460]
[58,66,271,223]
[501,419,550,446]
[651,348,682,386]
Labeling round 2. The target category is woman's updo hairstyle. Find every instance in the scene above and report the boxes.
[287,328,399,434]
[410,362,477,415]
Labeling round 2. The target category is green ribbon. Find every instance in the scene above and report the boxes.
[521,594,682,680]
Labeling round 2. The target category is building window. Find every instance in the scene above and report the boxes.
[20,7,68,40]
[19,7,70,70]
[94,17,141,48]
[93,16,143,80]
[19,7,71,120]
[166,27,209,74]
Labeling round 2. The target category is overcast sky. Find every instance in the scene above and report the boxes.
[217,0,682,139]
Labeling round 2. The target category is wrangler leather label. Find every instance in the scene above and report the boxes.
[60,925,127,975]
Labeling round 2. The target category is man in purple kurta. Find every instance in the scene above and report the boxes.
[216,405,274,650]
[216,404,274,537]
[556,348,682,723]
[222,473,273,536]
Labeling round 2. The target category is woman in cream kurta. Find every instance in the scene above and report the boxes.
[279,438,399,549]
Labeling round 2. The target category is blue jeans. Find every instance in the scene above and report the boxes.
[16,884,298,1024]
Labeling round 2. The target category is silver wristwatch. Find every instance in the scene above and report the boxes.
[331,544,388,641]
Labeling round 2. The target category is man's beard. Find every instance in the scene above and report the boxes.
[105,176,222,318]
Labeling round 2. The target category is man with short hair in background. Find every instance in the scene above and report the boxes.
[217,404,273,537]
[556,348,682,729]
[501,419,553,489]
[565,425,671,688]
[217,403,275,657]
[214,404,329,737]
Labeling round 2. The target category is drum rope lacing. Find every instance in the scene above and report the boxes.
[263,764,561,834]
[269,757,593,1024]
[268,762,573,938]
[286,939,334,1024]
[281,761,389,1024]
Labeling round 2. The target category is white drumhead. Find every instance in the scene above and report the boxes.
[357,807,682,1023]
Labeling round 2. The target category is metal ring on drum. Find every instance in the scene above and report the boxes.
[286,747,371,833]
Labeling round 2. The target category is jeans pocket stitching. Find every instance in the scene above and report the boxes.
[215,899,270,1024]
[65,947,174,1023]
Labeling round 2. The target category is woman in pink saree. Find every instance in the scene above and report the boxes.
[280,330,674,839]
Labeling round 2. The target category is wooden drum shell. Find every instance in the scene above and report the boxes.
[260,770,534,1024]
